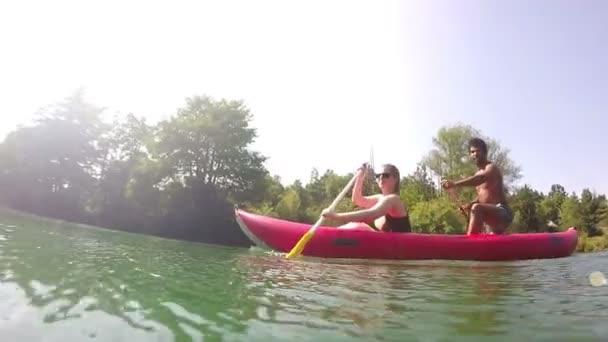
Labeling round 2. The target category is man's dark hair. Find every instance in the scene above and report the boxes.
[469,137,488,154]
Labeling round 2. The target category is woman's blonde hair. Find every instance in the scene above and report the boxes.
[382,163,401,194]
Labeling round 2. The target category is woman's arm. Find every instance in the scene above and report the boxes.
[325,195,396,222]
[351,165,380,208]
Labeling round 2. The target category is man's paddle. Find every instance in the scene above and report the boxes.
[446,187,469,222]
[285,172,359,259]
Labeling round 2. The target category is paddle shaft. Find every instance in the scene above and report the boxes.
[447,187,469,221]
[310,172,359,233]
[284,171,359,259]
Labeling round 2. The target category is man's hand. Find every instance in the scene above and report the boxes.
[458,202,474,218]
[458,203,471,214]
[461,202,473,211]
[441,179,456,189]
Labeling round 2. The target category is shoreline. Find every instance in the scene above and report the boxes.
[2,205,605,254]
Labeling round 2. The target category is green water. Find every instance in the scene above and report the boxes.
[0,208,607,341]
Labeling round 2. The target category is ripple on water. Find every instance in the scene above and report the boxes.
[241,252,608,339]
[160,301,208,325]
[61,289,76,296]
[29,280,57,298]
[178,322,204,342]
[2,213,608,341]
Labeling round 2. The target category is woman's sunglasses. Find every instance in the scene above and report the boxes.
[375,172,391,180]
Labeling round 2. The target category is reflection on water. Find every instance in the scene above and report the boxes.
[0,208,607,341]
[232,254,512,339]
[232,252,608,341]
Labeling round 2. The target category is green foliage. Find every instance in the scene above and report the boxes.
[409,196,466,234]
[245,174,284,209]
[104,113,151,163]
[509,185,546,232]
[537,184,567,229]
[0,91,265,246]
[301,168,348,219]
[576,233,608,253]
[579,189,608,236]
[602,213,608,228]
[155,95,266,200]
[0,90,106,220]
[560,193,584,231]
[274,188,301,221]
[0,91,606,252]
[400,165,438,208]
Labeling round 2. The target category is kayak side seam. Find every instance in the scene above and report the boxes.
[234,209,272,250]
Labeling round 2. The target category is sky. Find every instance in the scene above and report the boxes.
[0,0,606,195]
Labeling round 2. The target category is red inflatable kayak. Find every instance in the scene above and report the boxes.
[235,209,578,261]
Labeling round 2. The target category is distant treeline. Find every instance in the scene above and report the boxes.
[0,90,606,250]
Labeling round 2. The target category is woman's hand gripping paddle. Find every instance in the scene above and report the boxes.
[285,172,359,259]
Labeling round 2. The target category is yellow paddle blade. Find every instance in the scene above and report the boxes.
[283,172,358,261]
[285,229,316,259]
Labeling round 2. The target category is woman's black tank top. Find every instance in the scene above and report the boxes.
[383,214,412,233]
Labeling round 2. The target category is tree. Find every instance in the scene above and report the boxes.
[421,124,522,194]
[95,114,159,228]
[0,89,108,221]
[510,185,546,232]
[579,189,608,236]
[539,184,567,228]
[276,170,355,223]
[154,95,267,200]
[400,165,439,209]
[246,174,285,208]
[145,95,269,246]
[274,188,302,221]
[560,193,583,231]
[103,113,152,164]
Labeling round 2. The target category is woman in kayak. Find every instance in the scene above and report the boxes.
[321,163,412,233]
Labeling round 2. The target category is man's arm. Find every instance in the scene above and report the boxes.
[454,163,496,188]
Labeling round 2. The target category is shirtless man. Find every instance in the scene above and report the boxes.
[441,138,513,235]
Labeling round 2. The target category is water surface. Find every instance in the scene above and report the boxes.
[0,208,606,341]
